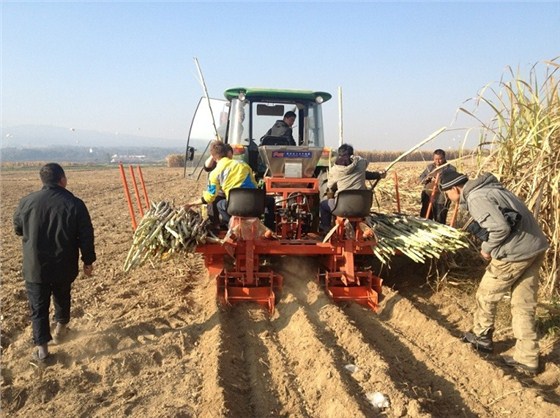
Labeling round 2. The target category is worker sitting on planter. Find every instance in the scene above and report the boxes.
[202,143,233,230]
[319,143,386,233]
[185,141,275,230]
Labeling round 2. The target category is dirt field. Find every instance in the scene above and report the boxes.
[1,165,559,417]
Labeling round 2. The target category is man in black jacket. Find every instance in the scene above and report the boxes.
[14,163,96,362]
[263,111,297,145]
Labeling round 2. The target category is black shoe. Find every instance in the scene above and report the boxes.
[209,224,228,235]
[462,331,494,353]
[501,355,538,376]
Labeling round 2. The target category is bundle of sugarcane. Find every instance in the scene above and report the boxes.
[124,201,214,272]
[365,213,469,264]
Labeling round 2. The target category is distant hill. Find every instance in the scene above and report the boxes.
[1,125,196,148]
[0,125,209,163]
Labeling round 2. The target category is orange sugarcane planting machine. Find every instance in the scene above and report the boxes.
[196,179,383,314]
[189,87,384,313]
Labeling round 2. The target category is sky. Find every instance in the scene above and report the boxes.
[2,1,559,152]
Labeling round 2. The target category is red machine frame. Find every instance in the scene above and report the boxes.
[196,177,383,313]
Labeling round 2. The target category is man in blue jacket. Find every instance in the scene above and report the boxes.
[440,171,548,376]
[14,163,96,362]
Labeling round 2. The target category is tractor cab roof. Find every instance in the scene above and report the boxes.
[224,87,332,104]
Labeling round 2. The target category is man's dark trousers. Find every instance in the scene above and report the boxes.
[25,278,72,345]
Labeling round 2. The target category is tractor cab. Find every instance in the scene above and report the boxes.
[189,87,333,179]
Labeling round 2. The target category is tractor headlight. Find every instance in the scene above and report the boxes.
[315,96,324,104]
[238,92,246,101]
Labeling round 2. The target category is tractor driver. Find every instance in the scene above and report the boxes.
[262,111,297,146]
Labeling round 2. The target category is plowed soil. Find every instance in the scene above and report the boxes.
[1,165,559,417]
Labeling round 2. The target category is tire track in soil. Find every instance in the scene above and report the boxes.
[190,266,296,417]
[275,258,426,417]
[270,295,371,417]
[192,315,228,418]
[274,257,558,417]
[270,259,382,417]
[217,308,307,417]
[187,273,229,418]
[203,263,377,417]
[343,299,485,417]
[365,292,558,416]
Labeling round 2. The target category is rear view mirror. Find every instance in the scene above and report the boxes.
[257,104,284,116]
[187,146,195,161]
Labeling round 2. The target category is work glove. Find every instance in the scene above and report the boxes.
[466,221,489,241]
[500,207,522,229]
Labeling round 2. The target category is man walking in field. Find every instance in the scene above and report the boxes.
[440,171,548,376]
[14,163,96,362]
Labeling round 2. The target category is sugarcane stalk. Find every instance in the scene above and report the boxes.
[124,201,213,271]
[365,212,468,264]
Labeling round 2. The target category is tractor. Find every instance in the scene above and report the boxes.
[189,87,383,313]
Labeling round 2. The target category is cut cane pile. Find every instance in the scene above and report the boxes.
[366,213,469,264]
[124,201,214,272]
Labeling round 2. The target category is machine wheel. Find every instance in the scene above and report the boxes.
[273,289,282,305]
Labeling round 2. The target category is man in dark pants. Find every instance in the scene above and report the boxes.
[419,149,456,224]
[14,163,96,361]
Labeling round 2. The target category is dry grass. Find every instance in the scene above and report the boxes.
[166,154,185,167]
[460,57,560,298]
[356,149,468,163]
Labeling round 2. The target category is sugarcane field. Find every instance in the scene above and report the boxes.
[2,57,560,418]
[1,156,559,417]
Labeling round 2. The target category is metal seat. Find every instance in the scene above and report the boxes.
[227,188,266,217]
[331,189,372,218]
